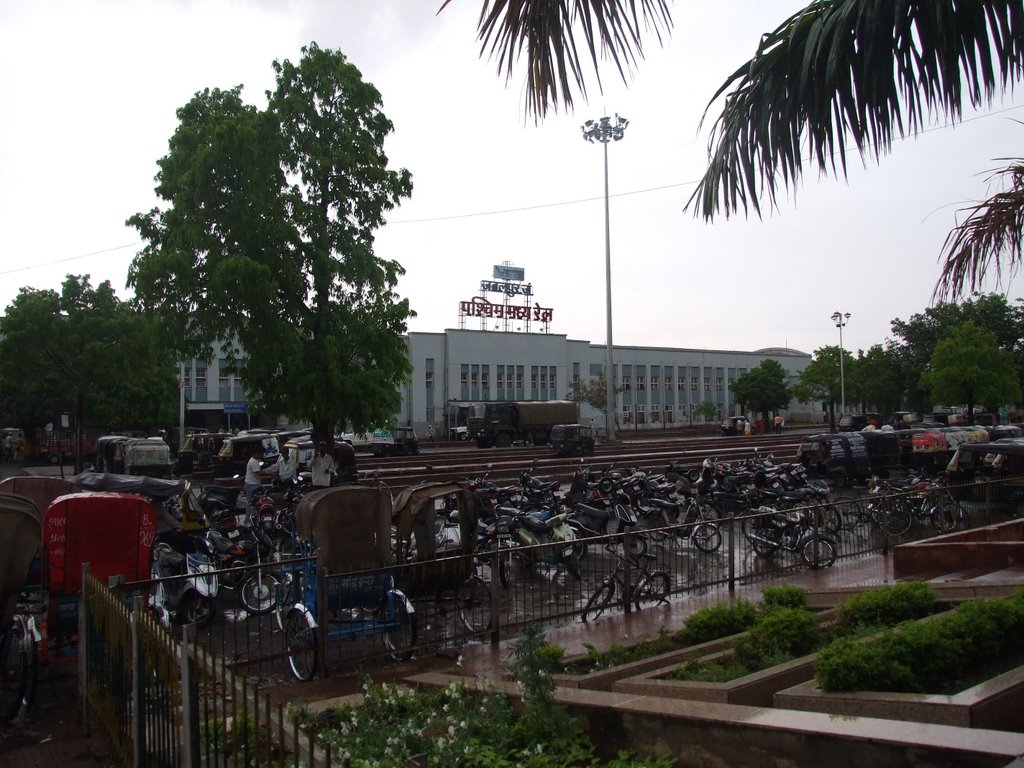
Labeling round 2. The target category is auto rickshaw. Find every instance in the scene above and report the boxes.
[797,432,870,482]
[214,433,279,477]
[0,493,42,723]
[549,423,596,456]
[92,435,128,473]
[122,437,174,478]
[173,431,231,476]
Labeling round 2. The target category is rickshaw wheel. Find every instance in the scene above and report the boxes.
[0,617,30,724]
[284,608,318,682]
[456,576,492,634]
[379,593,417,661]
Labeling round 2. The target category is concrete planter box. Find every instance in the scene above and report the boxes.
[775,663,1024,731]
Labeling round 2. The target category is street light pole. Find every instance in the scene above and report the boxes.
[582,114,628,442]
[831,311,851,418]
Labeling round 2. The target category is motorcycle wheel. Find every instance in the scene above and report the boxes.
[283,608,318,682]
[634,569,671,609]
[582,579,616,623]
[564,552,582,580]
[691,522,723,553]
[748,526,781,557]
[239,570,283,616]
[800,536,838,569]
[179,591,215,629]
[624,532,650,557]
[456,575,492,633]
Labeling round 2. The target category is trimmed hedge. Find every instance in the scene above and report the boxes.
[817,589,1024,693]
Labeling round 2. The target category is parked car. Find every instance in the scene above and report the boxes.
[549,423,596,456]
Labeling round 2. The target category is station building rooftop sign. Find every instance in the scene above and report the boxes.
[458,263,553,333]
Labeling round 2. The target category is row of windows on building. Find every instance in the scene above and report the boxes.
[181,362,246,402]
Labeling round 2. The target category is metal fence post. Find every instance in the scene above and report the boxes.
[180,624,199,768]
[489,546,500,644]
[131,595,144,768]
[623,530,633,614]
[79,562,91,737]
[727,511,736,593]
[317,566,328,679]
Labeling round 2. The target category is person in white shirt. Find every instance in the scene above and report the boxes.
[310,441,335,489]
[275,445,297,485]
[244,444,266,523]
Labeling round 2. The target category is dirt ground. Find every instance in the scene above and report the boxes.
[0,660,113,768]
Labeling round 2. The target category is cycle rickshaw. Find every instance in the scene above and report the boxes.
[281,485,416,681]
[1,493,42,723]
[391,481,491,635]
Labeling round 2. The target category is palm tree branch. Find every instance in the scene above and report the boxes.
[935,159,1024,300]
[438,0,672,119]
[688,0,1024,221]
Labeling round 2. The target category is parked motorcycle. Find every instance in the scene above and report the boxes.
[202,524,283,616]
[149,531,217,627]
[513,507,582,579]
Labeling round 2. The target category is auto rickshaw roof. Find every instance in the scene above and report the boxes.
[294,485,392,573]
[0,493,42,632]
[953,437,1024,456]
[71,472,184,499]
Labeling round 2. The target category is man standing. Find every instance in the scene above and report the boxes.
[244,444,266,524]
[275,444,297,485]
[311,441,335,489]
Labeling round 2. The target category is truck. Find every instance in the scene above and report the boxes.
[468,400,579,448]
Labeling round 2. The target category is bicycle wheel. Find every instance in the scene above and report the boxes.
[690,521,722,553]
[929,493,959,533]
[582,579,616,623]
[882,501,913,536]
[456,575,492,633]
[625,532,648,558]
[634,569,670,610]
[379,592,417,661]
[0,619,28,724]
[800,535,838,569]
[239,569,283,616]
[283,607,318,682]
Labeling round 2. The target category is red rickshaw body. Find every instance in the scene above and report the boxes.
[44,492,157,594]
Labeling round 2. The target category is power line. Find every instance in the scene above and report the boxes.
[0,241,141,277]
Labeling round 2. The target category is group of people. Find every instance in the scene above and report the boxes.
[733,416,786,436]
[243,439,359,521]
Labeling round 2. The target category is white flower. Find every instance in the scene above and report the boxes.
[456,655,464,667]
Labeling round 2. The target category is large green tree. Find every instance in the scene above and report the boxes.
[921,321,1021,421]
[731,360,792,429]
[792,345,853,429]
[128,44,414,446]
[0,276,179,470]
[451,1,1024,296]
[854,345,903,418]
[888,293,1024,414]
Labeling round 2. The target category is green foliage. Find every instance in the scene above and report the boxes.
[566,374,621,415]
[309,672,674,766]
[0,276,179,463]
[670,656,752,683]
[793,346,852,414]
[817,592,1024,693]
[760,585,807,612]
[127,43,414,444]
[730,360,792,424]
[835,582,936,633]
[675,599,758,646]
[692,400,719,422]
[535,641,567,674]
[202,714,281,759]
[581,629,678,671]
[732,607,821,670]
[921,321,1021,421]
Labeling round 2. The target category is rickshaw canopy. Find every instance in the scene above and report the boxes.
[71,472,185,499]
[391,481,479,561]
[0,476,74,521]
[44,492,157,593]
[0,493,41,632]
[295,485,392,574]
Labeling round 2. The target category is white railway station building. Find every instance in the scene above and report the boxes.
[178,265,818,435]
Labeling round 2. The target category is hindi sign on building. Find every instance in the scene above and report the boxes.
[493,265,525,282]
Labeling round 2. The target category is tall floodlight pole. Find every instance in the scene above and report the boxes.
[831,312,851,418]
[582,114,628,442]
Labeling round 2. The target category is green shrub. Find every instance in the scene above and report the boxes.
[675,599,757,645]
[760,585,807,612]
[535,641,567,674]
[733,607,821,670]
[818,593,1024,693]
[835,581,935,633]
[582,629,678,670]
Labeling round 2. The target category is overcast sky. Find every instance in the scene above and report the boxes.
[2,0,1022,360]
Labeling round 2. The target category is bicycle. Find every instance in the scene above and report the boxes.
[581,545,670,623]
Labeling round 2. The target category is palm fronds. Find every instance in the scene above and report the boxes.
[690,0,1024,220]
[439,0,672,119]
[935,159,1024,299]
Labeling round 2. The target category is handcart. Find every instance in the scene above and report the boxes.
[391,481,492,635]
[281,485,416,681]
